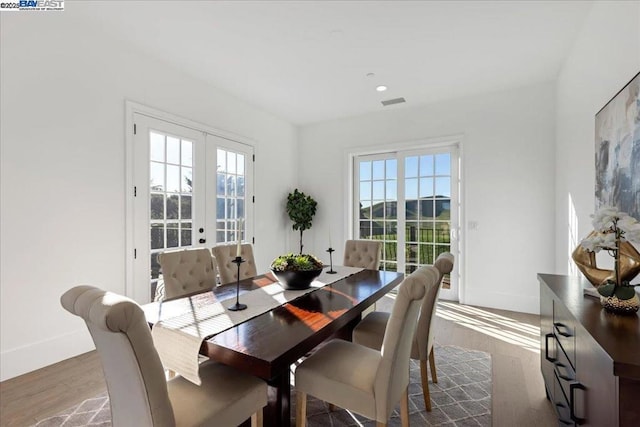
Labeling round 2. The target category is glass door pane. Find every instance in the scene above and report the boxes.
[356,155,399,272]
[148,131,196,300]
[404,153,452,275]
[208,136,253,246]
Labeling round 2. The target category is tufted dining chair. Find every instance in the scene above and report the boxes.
[295,266,437,427]
[157,248,217,300]
[353,252,455,411]
[212,243,258,285]
[60,285,267,427]
[343,240,382,270]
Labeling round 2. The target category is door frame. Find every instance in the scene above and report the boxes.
[346,134,465,302]
[125,101,256,302]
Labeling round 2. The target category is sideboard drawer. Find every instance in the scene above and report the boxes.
[554,370,576,427]
[553,301,576,369]
[554,343,576,402]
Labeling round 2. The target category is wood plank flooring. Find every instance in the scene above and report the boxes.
[0,300,556,427]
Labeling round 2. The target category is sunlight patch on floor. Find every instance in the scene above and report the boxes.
[436,301,540,353]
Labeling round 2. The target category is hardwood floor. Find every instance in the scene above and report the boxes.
[0,300,556,427]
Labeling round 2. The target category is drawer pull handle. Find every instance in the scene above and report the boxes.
[554,322,573,337]
[545,333,556,362]
[554,361,574,381]
[555,402,573,425]
[569,381,586,424]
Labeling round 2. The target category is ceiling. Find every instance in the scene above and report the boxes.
[76,1,593,125]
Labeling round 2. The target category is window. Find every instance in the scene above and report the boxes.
[354,145,459,299]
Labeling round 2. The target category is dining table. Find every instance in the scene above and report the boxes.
[143,268,404,427]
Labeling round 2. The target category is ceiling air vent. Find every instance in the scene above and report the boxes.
[381,97,406,106]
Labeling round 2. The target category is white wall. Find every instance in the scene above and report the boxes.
[298,81,556,315]
[555,1,640,274]
[0,12,297,381]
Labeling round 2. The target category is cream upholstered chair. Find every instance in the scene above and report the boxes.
[61,285,267,427]
[212,243,258,285]
[294,266,438,427]
[343,239,382,270]
[353,252,455,412]
[157,248,217,300]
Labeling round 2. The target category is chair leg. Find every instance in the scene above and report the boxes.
[400,387,409,427]
[251,408,263,427]
[296,391,307,427]
[420,359,432,412]
[328,403,336,412]
[429,347,438,384]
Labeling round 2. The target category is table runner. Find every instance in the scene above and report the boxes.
[151,266,363,385]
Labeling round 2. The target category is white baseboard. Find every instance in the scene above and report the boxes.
[0,329,95,382]
[461,290,540,315]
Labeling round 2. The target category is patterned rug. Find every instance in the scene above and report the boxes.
[33,345,491,427]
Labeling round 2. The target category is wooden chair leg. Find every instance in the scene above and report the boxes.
[429,347,438,384]
[400,387,409,427]
[420,359,432,412]
[296,391,307,427]
[328,403,336,412]
[251,408,263,427]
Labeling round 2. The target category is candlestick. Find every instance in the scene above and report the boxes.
[326,247,336,274]
[236,218,243,257]
[228,256,247,311]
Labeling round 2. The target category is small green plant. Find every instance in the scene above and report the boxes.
[286,189,318,254]
[271,253,324,272]
[597,280,638,300]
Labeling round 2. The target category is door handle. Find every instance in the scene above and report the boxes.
[199,238,206,244]
[545,333,556,362]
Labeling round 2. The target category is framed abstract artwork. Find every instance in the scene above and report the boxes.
[595,71,640,219]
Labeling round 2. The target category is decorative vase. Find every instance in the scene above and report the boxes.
[572,231,640,287]
[271,268,323,290]
[600,293,640,315]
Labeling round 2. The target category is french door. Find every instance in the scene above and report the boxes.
[131,113,253,303]
[354,146,459,300]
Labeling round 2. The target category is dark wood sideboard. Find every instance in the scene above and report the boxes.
[539,274,640,426]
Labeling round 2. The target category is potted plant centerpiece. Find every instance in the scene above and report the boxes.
[271,189,323,290]
[271,253,324,290]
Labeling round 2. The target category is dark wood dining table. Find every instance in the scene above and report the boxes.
[143,268,403,427]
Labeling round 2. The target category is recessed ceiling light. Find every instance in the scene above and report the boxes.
[376,85,388,92]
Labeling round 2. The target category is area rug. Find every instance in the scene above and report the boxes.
[33,345,491,427]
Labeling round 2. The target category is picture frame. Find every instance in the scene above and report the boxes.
[595,71,640,219]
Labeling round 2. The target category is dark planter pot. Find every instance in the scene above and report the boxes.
[272,268,323,290]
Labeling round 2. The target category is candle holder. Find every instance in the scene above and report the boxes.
[228,256,247,311]
[326,247,337,274]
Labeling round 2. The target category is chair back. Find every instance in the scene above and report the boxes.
[343,240,382,270]
[60,286,175,427]
[373,266,436,421]
[158,248,217,300]
[212,243,258,285]
[414,252,455,360]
